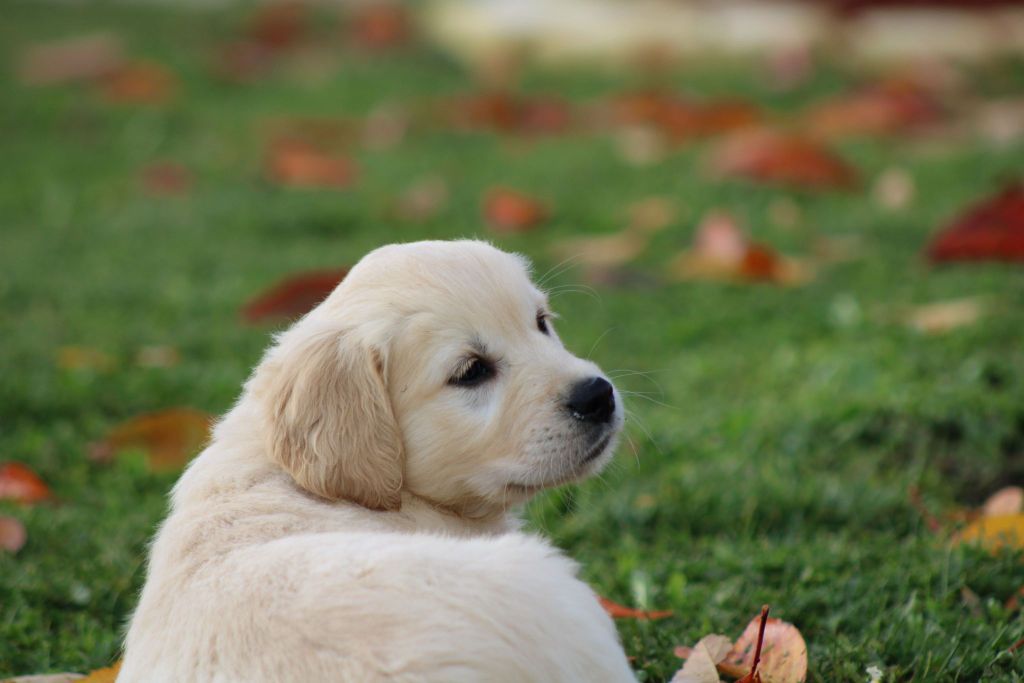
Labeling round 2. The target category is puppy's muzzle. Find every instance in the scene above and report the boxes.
[566,376,615,425]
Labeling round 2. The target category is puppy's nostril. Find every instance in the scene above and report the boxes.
[566,377,615,424]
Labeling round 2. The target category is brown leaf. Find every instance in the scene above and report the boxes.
[954,514,1024,554]
[0,463,51,505]
[100,62,178,105]
[709,130,858,190]
[0,516,27,554]
[16,34,124,86]
[483,188,547,234]
[446,92,572,135]
[805,82,941,139]
[669,212,811,285]
[348,5,412,50]
[78,662,121,683]
[90,409,212,472]
[610,91,761,141]
[249,2,307,51]
[242,268,348,323]
[672,635,732,683]
[724,609,807,683]
[983,487,1024,518]
[906,297,986,334]
[597,596,673,620]
[266,139,357,190]
[56,346,115,372]
[141,162,192,197]
[927,183,1024,263]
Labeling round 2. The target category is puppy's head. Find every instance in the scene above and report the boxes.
[251,240,622,516]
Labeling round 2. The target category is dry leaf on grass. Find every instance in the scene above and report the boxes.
[0,463,52,505]
[906,297,987,334]
[445,91,573,135]
[266,140,357,190]
[551,197,676,269]
[100,62,178,105]
[483,188,547,234]
[56,346,115,372]
[873,167,915,211]
[89,409,212,472]
[927,182,1024,263]
[669,212,811,285]
[609,91,761,142]
[954,514,1024,554]
[804,82,942,139]
[242,268,348,323]
[348,5,413,50]
[598,596,673,620]
[249,1,307,51]
[77,662,120,683]
[709,130,858,190]
[672,635,733,683]
[16,34,124,86]
[0,516,27,553]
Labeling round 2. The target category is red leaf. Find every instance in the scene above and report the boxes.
[710,130,859,190]
[611,91,760,141]
[0,516,27,553]
[141,162,192,196]
[805,82,942,139]
[598,596,673,621]
[725,610,807,683]
[483,188,547,234]
[90,409,212,472]
[242,268,349,323]
[249,1,307,51]
[100,61,178,105]
[266,139,357,189]
[0,463,52,505]
[349,5,412,50]
[927,183,1024,263]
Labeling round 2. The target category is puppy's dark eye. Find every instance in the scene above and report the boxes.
[536,312,549,335]
[449,357,495,387]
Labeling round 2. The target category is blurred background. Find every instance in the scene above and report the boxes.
[2,0,1024,680]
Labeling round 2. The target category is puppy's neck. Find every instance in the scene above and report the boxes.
[400,491,521,534]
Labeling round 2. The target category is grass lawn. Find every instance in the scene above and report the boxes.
[2,2,1024,680]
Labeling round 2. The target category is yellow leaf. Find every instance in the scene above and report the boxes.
[90,408,212,471]
[956,514,1024,553]
[79,662,120,683]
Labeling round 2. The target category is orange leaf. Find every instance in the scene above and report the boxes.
[954,514,1024,554]
[90,409,212,472]
[100,61,178,105]
[598,596,673,620]
[483,188,547,234]
[266,140,357,189]
[242,268,348,323]
[349,5,412,50]
[79,661,122,683]
[0,463,52,505]
[610,91,760,141]
[722,611,807,683]
[805,83,941,139]
[927,182,1024,263]
[0,515,27,553]
[710,130,858,190]
[446,92,572,135]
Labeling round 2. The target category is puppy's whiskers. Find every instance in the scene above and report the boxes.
[535,255,583,289]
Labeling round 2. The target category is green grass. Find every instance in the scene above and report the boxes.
[3,2,1024,680]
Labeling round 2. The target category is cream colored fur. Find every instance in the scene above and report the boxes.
[119,240,635,682]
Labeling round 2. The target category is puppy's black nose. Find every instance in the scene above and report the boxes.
[567,377,615,424]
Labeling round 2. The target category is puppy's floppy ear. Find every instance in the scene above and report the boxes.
[260,328,403,510]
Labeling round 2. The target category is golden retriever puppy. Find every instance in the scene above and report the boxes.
[120,240,634,682]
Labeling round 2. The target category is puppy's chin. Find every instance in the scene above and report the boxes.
[503,430,620,501]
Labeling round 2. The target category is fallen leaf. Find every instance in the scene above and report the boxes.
[597,596,673,620]
[0,463,51,505]
[100,62,178,105]
[78,662,121,683]
[266,139,356,189]
[672,635,732,683]
[446,92,573,135]
[394,177,448,222]
[141,162,192,196]
[483,188,547,234]
[89,409,212,472]
[56,346,115,371]
[724,609,807,683]
[983,487,1024,518]
[906,297,986,334]
[955,514,1024,553]
[362,103,409,150]
[610,91,761,141]
[135,345,181,368]
[669,212,811,285]
[0,516,27,553]
[348,4,412,50]
[628,197,678,235]
[805,82,941,139]
[615,126,668,167]
[249,1,307,51]
[873,167,915,211]
[242,268,348,323]
[553,231,649,269]
[973,99,1024,147]
[709,130,858,190]
[927,183,1024,263]
[16,34,123,86]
